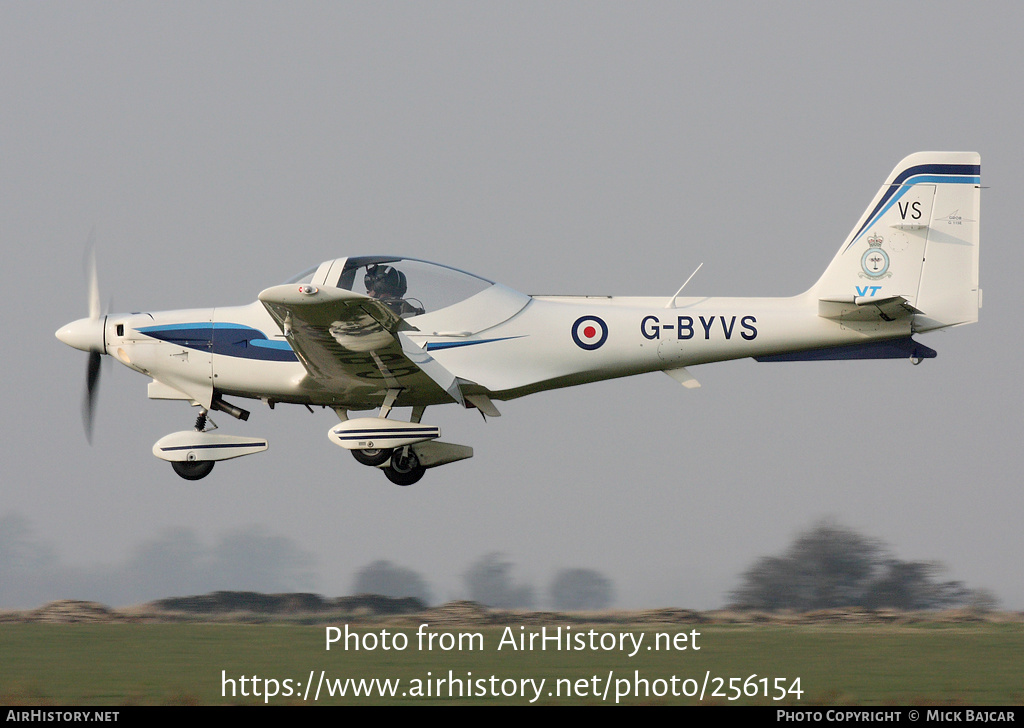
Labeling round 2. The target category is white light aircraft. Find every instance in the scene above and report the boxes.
[57,152,981,485]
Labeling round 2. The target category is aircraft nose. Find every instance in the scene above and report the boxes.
[56,317,105,354]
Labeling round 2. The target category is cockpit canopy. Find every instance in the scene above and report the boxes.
[287,257,491,314]
[286,256,529,334]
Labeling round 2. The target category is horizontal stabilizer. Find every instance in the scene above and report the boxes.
[819,296,922,322]
[755,337,936,362]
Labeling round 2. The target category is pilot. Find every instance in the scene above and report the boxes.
[363,264,424,316]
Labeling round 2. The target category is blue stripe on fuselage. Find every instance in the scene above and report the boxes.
[425,336,524,351]
[138,323,297,362]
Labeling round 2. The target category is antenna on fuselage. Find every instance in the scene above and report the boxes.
[665,262,703,308]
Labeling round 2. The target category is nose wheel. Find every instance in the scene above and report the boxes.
[171,460,215,481]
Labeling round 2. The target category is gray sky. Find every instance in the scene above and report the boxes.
[2,1,1021,609]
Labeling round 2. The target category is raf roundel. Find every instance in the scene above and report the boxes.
[571,315,608,350]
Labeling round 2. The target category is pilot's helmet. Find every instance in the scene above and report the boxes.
[364,264,408,298]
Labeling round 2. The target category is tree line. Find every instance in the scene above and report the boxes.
[0,512,995,611]
[354,553,614,611]
[356,522,994,612]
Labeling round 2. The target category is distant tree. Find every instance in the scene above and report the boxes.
[861,559,970,610]
[729,521,979,611]
[463,552,534,609]
[352,560,432,604]
[966,588,1000,613]
[549,568,613,611]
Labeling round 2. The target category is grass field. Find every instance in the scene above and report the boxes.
[1,622,1022,705]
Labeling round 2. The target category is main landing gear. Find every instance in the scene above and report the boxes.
[348,441,473,486]
[382,447,425,486]
[351,448,392,467]
[348,442,431,484]
[349,443,429,485]
[333,402,472,486]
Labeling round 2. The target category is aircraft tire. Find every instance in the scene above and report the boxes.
[171,460,215,481]
[384,448,424,486]
[383,464,425,486]
[352,448,392,467]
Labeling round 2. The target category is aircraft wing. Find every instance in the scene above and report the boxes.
[258,285,465,406]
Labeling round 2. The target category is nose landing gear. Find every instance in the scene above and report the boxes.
[153,406,268,481]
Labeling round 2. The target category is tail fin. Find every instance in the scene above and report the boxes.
[811,152,981,331]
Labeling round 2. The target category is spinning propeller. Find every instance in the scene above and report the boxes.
[55,239,108,442]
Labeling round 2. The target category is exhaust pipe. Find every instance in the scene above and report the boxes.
[211,396,250,421]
